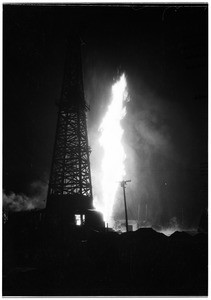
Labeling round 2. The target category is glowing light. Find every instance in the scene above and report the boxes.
[97,73,128,223]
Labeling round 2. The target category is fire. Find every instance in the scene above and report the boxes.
[96,73,128,224]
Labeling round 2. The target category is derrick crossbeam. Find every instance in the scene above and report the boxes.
[48,107,92,198]
[47,34,93,216]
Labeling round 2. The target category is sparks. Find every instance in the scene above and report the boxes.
[97,73,128,224]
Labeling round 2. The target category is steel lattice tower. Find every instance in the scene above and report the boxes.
[46,35,93,221]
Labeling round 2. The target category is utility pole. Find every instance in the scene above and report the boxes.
[120,180,131,232]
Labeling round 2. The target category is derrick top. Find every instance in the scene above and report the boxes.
[60,34,87,110]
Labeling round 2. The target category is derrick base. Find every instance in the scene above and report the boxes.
[46,194,105,232]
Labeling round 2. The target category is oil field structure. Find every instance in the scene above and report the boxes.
[3,33,208,297]
[46,34,104,232]
[4,34,105,235]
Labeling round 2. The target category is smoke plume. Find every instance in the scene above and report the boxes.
[3,180,48,212]
[85,63,201,229]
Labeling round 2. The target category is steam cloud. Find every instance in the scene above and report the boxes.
[3,180,48,212]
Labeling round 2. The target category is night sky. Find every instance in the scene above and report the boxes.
[3,4,208,228]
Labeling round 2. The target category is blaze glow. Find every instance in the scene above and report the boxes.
[96,73,128,224]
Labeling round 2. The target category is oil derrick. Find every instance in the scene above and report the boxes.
[46,35,103,230]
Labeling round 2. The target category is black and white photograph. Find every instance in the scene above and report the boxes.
[3,3,208,296]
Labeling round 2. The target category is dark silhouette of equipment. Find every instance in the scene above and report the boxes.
[120,180,131,232]
[46,34,103,230]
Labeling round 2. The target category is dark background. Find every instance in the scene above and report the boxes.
[3,4,208,228]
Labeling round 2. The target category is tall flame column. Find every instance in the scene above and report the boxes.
[98,74,128,224]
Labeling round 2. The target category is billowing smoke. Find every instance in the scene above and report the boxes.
[3,180,48,212]
[84,62,202,230]
[115,87,202,230]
